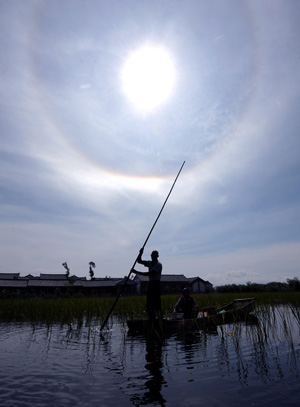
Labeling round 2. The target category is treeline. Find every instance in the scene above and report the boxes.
[215,277,300,293]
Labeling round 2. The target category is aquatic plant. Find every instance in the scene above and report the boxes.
[0,292,299,328]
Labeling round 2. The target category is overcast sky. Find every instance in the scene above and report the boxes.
[1,0,299,286]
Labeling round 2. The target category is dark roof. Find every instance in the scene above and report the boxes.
[93,277,122,281]
[0,280,28,288]
[134,274,212,285]
[39,274,86,281]
[135,274,189,283]
[19,274,40,280]
[28,280,71,287]
[81,279,134,288]
[187,276,208,284]
[82,280,119,288]
[161,274,190,282]
[40,274,68,280]
[0,272,212,289]
[0,273,20,280]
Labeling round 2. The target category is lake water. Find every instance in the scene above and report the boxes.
[1,307,299,406]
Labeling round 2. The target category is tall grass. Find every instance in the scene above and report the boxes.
[0,292,299,325]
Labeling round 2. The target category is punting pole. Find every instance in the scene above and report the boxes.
[100,161,185,331]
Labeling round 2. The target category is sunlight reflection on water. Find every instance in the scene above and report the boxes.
[0,306,300,406]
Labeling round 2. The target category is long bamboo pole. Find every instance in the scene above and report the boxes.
[100,161,185,331]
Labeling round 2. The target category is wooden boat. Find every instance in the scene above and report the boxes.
[127,298,256,336]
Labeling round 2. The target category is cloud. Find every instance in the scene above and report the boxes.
[164,242,300,287]
[226,270,253,280]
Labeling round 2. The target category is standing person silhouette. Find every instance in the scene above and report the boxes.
[131,248,163,320]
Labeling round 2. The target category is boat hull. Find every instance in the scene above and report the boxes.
[127,298,256,336]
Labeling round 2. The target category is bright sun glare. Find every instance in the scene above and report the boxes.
[121,45,176,113]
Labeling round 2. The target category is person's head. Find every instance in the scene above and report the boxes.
[151,250,159,261]
[183,287,191,297]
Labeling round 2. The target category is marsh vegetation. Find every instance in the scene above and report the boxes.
[1,292,299,327]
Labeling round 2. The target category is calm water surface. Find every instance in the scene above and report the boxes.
[1,307,299,406]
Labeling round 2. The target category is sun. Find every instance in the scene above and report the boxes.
[121,45,176,113]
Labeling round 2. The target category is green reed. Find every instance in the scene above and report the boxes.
[0,291,299,326]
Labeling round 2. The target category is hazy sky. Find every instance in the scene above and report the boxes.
[1,0,300,286]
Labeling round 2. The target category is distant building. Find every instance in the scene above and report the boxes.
[80,277,136,296]
[133,274,212,295]
[0,273,212,297]
[187,277,213,293]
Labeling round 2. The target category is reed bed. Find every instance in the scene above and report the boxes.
[0,292,299,326]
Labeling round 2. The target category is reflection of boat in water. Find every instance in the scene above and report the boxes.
[127,298,256,336]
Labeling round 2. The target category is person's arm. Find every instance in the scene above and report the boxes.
[174,297,183,311]
[136,248,148,266]
[131,268,149,276]
[130,268,150,276]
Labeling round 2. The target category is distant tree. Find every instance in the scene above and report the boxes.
[62,262,77,286]
[216,280,290,293]
[287,277,300,291]
[266,281,287,292]
[62,262,70,278]
[89,261,96,280]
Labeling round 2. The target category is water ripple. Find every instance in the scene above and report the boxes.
[1,312,300,406]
